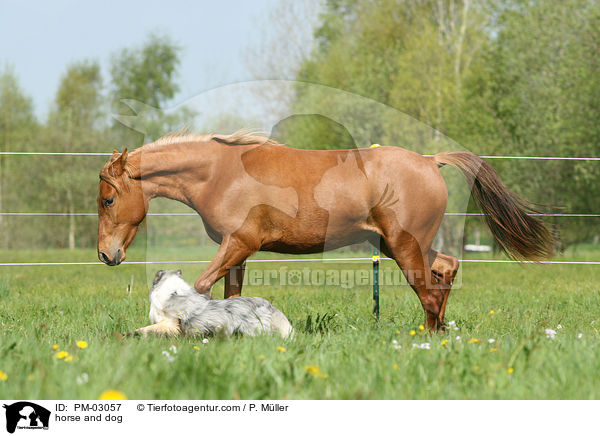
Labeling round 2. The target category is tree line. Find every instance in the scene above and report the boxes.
[0,34,195,250]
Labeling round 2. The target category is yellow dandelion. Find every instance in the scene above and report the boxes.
[409,330,416,336]
[193,346,201,351]
[98,390,127,400]
[382,340,386,345]
[0,370,7,382]
[305,365,328,378]
[64,355,74,362]
[76,341,88,349]
[305,365,320,376]
[51,344,59,351]
[490,348,498,353]
[489,310,495,315]
[259,354,265,360]
[27,374,35,382]
[55,351,68,359]
[276,346,286,353]
[393,363,398,370]
[396,330,400,334]
[507,367,514,374]
[467,338,479,344]
[418,325,425,331]
[441,339,449,346]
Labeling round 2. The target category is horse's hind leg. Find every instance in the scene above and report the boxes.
[429,250,459,326]
[380,231,445,331]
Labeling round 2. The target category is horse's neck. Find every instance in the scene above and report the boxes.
[133,142,220,207]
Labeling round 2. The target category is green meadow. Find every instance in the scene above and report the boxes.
[0,246,599,400]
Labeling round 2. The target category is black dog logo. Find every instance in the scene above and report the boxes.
[3,402,50,433]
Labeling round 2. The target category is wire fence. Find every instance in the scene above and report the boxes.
[1,212,599,217]
[0,149,598,268]
[1,258,599,267]
[1,150,600,160]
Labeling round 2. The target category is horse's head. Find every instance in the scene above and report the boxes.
[97,149,146,266]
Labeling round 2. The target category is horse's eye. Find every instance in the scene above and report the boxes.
[103,198,114,208]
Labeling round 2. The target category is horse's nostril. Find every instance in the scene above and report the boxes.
[99,252,110,264]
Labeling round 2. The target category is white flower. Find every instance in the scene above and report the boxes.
[557,324,563,329]
[577,333,583,339]
[411,343,430,350]
[162,351,175,362]
[456,336,461,341]
[76,373,89,385]
[545,328,557,339]
[488,338,495,344]
[169,345,178,354]
[453,327,459,331]
[202,338,209,344]
[448,320,456,327]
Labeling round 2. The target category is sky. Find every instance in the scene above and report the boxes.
[0,0,293,121]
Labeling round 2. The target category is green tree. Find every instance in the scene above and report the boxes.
[486,0,600,247]
[0,66,39,248]
[44,60,106,249]
[109,34,190,145]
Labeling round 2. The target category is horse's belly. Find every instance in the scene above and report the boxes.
[260,228,372,254]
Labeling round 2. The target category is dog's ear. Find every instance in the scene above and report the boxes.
[153,270,165,286]
[176,269,182,277]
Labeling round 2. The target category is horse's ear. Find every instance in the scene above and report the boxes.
[112,149,119,155]
[110,149,128,176]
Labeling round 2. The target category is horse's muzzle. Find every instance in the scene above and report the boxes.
[98,249,122,266]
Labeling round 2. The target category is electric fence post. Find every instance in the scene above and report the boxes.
[372,247,380,321]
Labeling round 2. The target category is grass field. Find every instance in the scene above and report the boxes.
[1,245,599,400]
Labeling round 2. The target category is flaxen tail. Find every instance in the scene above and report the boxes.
[434,152,555,260]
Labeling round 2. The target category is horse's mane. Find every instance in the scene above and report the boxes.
[145,129,280,149]
[99,130,280,191]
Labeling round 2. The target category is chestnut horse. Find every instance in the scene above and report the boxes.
[97,132,554,330]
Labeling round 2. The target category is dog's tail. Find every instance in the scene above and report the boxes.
[271,309,294,339]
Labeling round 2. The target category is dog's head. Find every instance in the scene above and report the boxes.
[152,269,183,286]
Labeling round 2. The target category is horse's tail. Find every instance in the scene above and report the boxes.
[434,151,555,260]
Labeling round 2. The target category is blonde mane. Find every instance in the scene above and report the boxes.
[99,130,280,191]
[144,129,280,150]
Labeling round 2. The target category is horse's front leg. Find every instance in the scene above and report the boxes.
[224,261,246,298]
[195,234,255,297]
